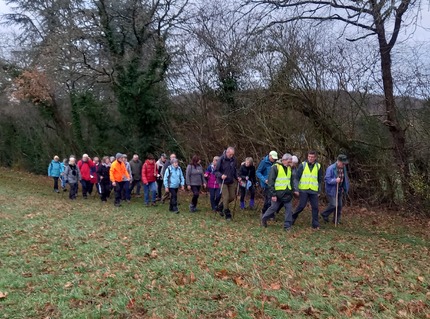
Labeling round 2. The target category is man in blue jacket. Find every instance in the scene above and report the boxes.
[256,151,278,215]
[321,154,350,225]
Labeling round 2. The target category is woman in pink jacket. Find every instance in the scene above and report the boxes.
[205,156,221,211]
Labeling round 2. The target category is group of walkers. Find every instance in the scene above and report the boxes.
[48,147,350,230]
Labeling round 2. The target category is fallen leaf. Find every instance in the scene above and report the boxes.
[0,291,8,299]
[417,276,424,282]
[190,272,196,283]
[64,282,73,289]
[126,298,135,309]
[270,282,282,290]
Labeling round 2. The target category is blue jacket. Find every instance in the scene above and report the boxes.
[163,165,185,189]
[256,156,273,188]
[48,160,62,177]
[324,163,349,197]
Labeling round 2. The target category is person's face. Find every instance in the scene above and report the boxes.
[226,149,234,159]
[172,162,179,168]
[308,154,316,164]
[69,159,75,165]
[94,157,99,164]
[117,157,123,163]
[123,156,127,162]
[110,157,115,163]
[83,156,88,162]
[213,159,218,165]
[104,158,110,164]
[282,159,292,167]
[245,160,251,167]
[337,160,345,169]
[269,155,275,163]
[161,156,166,162]
[133,155,139,161]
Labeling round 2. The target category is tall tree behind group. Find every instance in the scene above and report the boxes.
[2,0,188,159]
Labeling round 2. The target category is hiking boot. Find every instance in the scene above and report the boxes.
[321,214,329,223]
[261,218,267,228]
[249,199,255,209]
[145,203,150,207]
[114,203,121,207]
[240,201,245,210]
[224,209,232,220]
[151,202,157,207]
[54,189,59,193]
[189,204,196,212]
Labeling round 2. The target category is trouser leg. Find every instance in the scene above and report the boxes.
[309,193,320,228]
[191,186,200,207]
[261,200,282,225]
[169,188,178,211]
[292,192,309,224]
[262,188,271,215]
[283,201,293,229]
[53,177,59,190]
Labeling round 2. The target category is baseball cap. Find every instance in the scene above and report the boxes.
[337,154,349,164]
[269,151,278,160]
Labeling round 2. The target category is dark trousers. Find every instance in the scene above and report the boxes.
[114,181,127,205]
[80,179,91,197]
[98,182,111,202]
[209,188,221,210]
[262,200,293,229]
[261,188,272,215]
[168,188,178,211]
[321,194,343,222]
[69,183,78,199]
[190,185,201,207]
[240,185,255,202]
[130,179,142,195]
[157,179,163,199]
[292,192,320,228]
[53,177,59,190]
[121,181,131,200]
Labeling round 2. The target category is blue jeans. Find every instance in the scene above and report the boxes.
[262,199,293,229]
[321,193,343,222]
[292,192,320,228]
[144,182,157,204]
[209,188,221,210]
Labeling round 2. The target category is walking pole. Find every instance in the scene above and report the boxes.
[215,179,225,216]
[232,181,240,219]
[335,182,339,227]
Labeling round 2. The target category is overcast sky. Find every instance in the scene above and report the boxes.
[0,0,429,45]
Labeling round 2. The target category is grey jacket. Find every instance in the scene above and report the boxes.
[186,164,205,186]
[63,164,81,184]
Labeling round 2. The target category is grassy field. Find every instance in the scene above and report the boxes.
[0,167,429,319]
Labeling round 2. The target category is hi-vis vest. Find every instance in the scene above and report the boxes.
[274,164,292,191]
[298,162,320,191]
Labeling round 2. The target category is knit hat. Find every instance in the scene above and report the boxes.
[115,153,123,160]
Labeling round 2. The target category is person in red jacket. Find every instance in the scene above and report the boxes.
[141,154,158,206]
[77,154,95,199]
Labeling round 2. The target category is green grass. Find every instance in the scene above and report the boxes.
[0,167,429,318]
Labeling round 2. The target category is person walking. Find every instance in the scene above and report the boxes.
[321,154,350,225]
[155,154,167,201]
[48,155,62,193]
[60,158,68,191]
[261,154,296,231]
[292,151,323,230]
[110,153,130,207]
[163,158,185,213]
[63,157,81,200]
[186,155,206,212]
[239,157,256,209]
[77,154,95,199]
[121,154,132,202]
[205,156,221,212]
[97,156,111,202]
[256,151,278,215]
[214,147,239,220]
[160,153,176,203]
[142,154,158,206]
[129,154,143,196]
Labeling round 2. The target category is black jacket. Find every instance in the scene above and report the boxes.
[267,164,296,202]
[97,164,110,184]
[239,164,256,185]
[214,151,238,185]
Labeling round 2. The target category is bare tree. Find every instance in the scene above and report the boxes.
[243,0,425,197]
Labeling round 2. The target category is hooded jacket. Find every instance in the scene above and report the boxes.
[256,156,274,189]
[77,159,95,181]
[205,164,219,189]
[48,160,62,177]
[110,160,130,183]
[163,165,185,189]
[142,160,157,184]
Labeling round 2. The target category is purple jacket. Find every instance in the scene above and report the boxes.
[205,164,219,189]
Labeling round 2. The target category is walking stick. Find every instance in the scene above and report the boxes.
[335,182,339,227]
[232,181,240,219]
[215,179,225,215]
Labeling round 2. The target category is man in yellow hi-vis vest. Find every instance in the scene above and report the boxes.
[261,154,297,231]
[292,151,323,229]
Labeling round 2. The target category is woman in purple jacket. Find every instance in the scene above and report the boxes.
[205,156,220,211]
